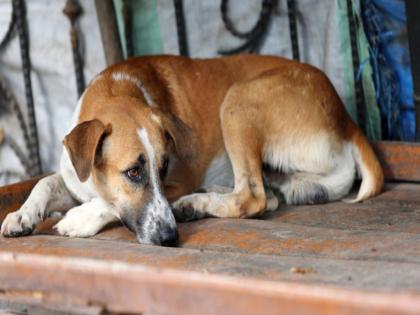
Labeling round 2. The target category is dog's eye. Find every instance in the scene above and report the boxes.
[126,167,142,183]
[160,156,169,180]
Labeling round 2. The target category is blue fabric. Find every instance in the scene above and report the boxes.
[362,0,415,140]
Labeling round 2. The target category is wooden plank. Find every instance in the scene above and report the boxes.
[1,180,420,266]
[1,183,420,292]
[3,184,416,266]
[1,180,420,313]
[0,290,103,315]
[1,232,420,291]
[265,183,420,233]
[372,141,420,181]
[0,248,419,315]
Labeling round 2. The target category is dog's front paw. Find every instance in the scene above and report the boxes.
[172,194,208,222]
[54,207,100,238]
[1,211,36,237]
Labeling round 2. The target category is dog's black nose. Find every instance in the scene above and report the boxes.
[160,226,179,247]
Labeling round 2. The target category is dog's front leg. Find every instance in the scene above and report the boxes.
[54,198,118,237]
[1,173,78,237]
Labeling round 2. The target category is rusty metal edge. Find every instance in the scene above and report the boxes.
[0,252,419,315]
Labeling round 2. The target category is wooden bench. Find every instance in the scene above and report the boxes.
[0,142,419,315]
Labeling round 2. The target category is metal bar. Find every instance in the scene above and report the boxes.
[219,0,277,55]
[0,76,31,163]
[63,0,86,98]
[0,3,16,52]
[405,0,420,141]
[173,0,189,56]
[287,0,300,61]
[122,0,133,57]
[346,0,366,133]
[95,0,123,65]
[12,0,42,176]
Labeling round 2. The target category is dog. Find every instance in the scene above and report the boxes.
[0,54,384,246]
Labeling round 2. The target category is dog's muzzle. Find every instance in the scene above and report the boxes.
[136,217,179,246]
[155,221,179,246]
[121,205,178,246]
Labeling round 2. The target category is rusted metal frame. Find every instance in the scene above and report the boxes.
[405,0,420,141]
[346,0,366,134]
[12,0,42,176]
[63,0,86,98]
[220,0,263,39]
[95,0,124,66]
[122,0,133,58]
[0,2,16,51]
[173,0,189,56]
[0,77,31,177]
[219,0,277,55]
[0,3,32,183]
[287,0,300,61]
[0,252,419,315]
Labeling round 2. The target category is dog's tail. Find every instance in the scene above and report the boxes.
[344,124,384,203]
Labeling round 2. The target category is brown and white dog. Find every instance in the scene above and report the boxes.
[0,55,384,246]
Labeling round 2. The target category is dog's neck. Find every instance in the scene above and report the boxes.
[108,71,155,107]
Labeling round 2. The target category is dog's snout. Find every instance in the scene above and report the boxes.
[130,209,178,246]
[135,224,178,246]
[160,225,179,246]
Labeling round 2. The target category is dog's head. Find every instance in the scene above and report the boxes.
[63,98,195,246]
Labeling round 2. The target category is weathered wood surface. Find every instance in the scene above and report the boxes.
[0,178,420,314]
[372,141,420,181]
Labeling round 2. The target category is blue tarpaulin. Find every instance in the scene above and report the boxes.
[363,0,415,140]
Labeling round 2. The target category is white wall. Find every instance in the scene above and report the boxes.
[0,0,106,184]
[0,0,346,185]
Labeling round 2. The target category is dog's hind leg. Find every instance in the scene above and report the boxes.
[269,172,330,205]
[1,173,78,237]
[172,88,270,221]
[265,145,356,205]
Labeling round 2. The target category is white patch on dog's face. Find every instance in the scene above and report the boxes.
[137,128,169,213]
[136,128,177,245]
[111,71,154,106]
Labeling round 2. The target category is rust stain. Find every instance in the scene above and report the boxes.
[180,221,357,256]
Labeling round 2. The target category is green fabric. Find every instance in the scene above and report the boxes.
[336,0,358,124]
[354,0,382,140]
[336,0,382,140]
[113,0,164,58]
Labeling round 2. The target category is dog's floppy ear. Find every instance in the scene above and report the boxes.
[63,119,111,182]
[153,109,196,162]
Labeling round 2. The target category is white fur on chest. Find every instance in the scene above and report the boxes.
[201,152,234,188]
